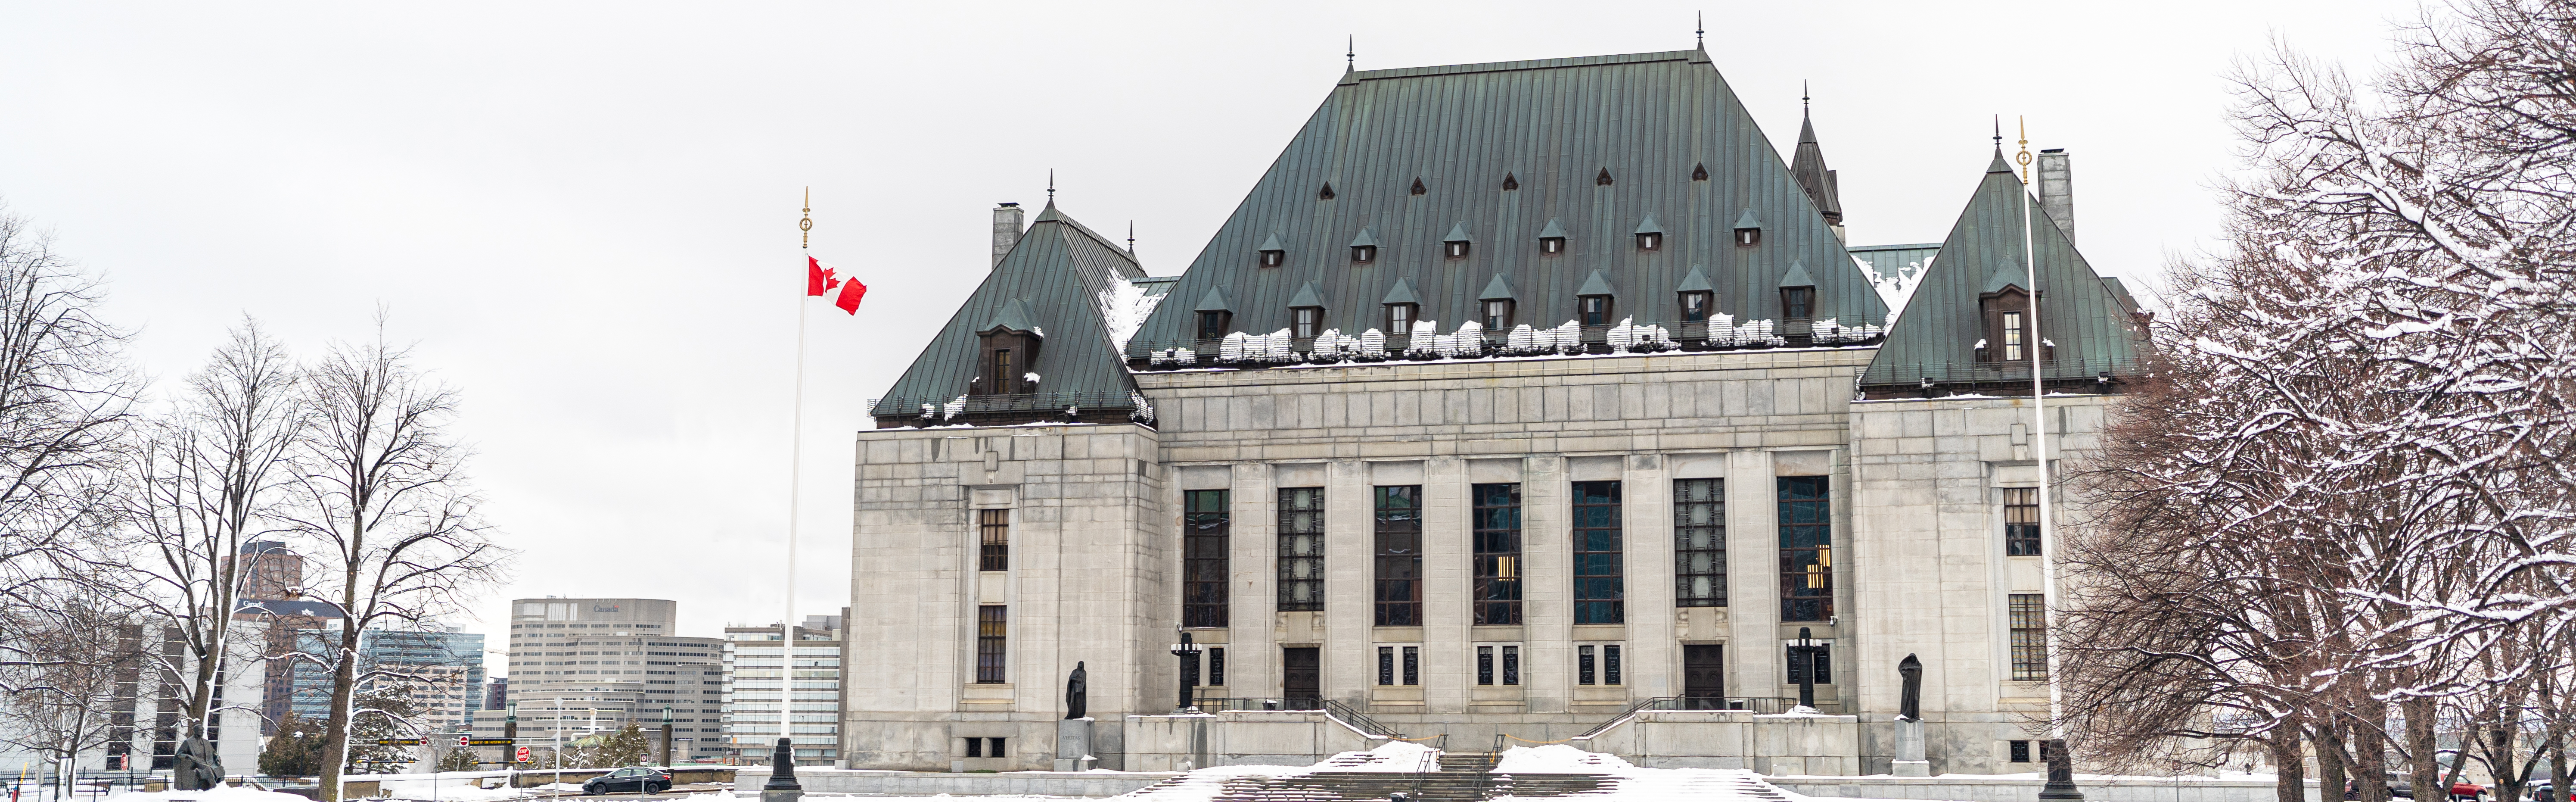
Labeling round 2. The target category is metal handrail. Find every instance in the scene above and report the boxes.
[1184,694,1405,740]
[1399,734,1447,802]
[1572,696,1801,739]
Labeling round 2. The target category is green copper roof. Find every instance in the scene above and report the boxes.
[1193,284,1236,312]
[1980,259,2023,294]
[1126,48,1884,350]
[1258,232,1287,252]
[1577,268,1617,297]
[1777,259,1815,288]
[1734,208,1762,230]
[1349,227,1380,248]
[869,202,1145,417]
[1537,218,1568,240]
[1443,222,1473,243]
[1381,277,1424,306]
[1676,264,1714,293]
[1288,280,1327,309]
[1859,150,2144,388]
[1479,272,1518,300]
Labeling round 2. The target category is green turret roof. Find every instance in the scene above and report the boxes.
[1858,150,2144,390]
[868,202,1145,419]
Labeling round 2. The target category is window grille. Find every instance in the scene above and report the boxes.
[978,509,1009,572]
[1208,647,1224,686]
[1402,646,1418,686]
[1476,646,1493,686]
[1781,287,1815,320]
[1501,645,1521,685]
[973,606,1007,683]
[1579,646,1596,685]
[1675,478,1727,606]
[1472,484,1523,625]
[1277,488,1325,611]
[1292,308,1322,339]
[1572,481,1625,624]
[1373,486,1423,626]
[1605,645,1622,685]
[1379,647,1395,686]
[1482,300,1514,331]
[2010,593,2049,681]
[1184,490,1231,627]
[1777,476,1833,621]
[1785,642,1833,684]
[2004,488,2042,556]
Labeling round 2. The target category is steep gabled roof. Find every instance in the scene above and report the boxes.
[868,202,1145,417]
[1789,106,1843,224]
[1858,151,2143,390]
[1127,49,1885,352]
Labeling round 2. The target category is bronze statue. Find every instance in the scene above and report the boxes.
[1065,662,1088,719]
[1897,653,1923,722]
[173,736,223,790]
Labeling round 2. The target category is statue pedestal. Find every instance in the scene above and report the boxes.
[1054,718,1096,772]
[1891,718,1930,777]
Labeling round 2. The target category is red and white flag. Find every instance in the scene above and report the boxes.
[807,255,867,314]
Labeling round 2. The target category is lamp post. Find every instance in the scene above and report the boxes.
[1787,627,1824,710]
[1168,631,1203,714]
[659,707,673,768]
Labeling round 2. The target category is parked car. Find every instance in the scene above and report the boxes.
[581,767,671,796]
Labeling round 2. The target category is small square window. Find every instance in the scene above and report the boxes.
[1540,237,1564,254]
[1385,303,1417,335]
[1446,241,1470,259]
[1735,228,1761,247]
[1636,232,1661,251]
[1352,245,1377,263]
[2009,740,2032,763]
[1197,311,1229,340]
[1680,291,1711,323]
[1781,287,1815,320]
[1293,308,1323,339]
[1580,296,1613,328]
[1259,250,1285,268]
[1483,300,1513,331]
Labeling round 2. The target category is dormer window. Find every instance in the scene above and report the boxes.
[1352,245,1377,263]
[1197,310,1231,340]
[1679,290,1712,323]
[1636,232,1662,251]
[2000,311,2026,361]
[1579,295,1613,328]
[1260,249,1285,268]
[1292,307,1323,339]
[1446,241,1470,259]
[1735,228,1760,247]
[991,348,1018,393]
[1482,299,1514,330]
[1781,286,1815,320]
[1541,237,1564,254]
[1385,303,1417,335]
[1977,284,2044,364]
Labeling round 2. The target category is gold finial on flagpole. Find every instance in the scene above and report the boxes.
[800,187,813,250]
[2015,117,2033,184]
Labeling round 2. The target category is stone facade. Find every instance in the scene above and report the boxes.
[845,347,2110,773]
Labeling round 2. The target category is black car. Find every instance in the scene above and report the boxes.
[581,767,671,795]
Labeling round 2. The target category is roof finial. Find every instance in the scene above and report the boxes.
[1127,221,1136,254]
[1992,115,2003,152]
[1347,35,1355,71]
[1695,12,1704,48]
[2016,116,2033,184]
[1802,80,1810,112]
[799,186,811,250]
[1047,169,1056,203]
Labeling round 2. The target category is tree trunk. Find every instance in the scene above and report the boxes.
[2406,697,2438,802]
[2356,707,2393,802]
[2322,721,2352,802]
[317,627,359,802]
[2275,724,2311,802]
[2548,730,2567,802]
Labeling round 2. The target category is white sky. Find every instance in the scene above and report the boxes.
[1,1,2421,669]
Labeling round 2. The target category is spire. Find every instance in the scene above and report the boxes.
[1788,87,1843,228]
[1346,35,1355,72]
[1047,169,1056,204]
[1127,221,1136,255]
[1695,12,1704,49]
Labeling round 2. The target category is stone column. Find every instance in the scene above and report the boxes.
[1421,457,1473,715]
[1726,449,1781,699]
[1323,460,1371,705]
[1622,454,1676,699]
[1231,463,1277,701]
[1520,456,1572,714]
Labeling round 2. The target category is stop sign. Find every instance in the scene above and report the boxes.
[458,734,471,747]
[516,746,532,763]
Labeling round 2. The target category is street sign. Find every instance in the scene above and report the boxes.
[467,738,514,746]
[457,734,471,747]
[374,738,423,746]
[515,746,532,763]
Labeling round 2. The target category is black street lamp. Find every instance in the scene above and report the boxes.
[1168,630,1203,714]
[1787,627,1825,709]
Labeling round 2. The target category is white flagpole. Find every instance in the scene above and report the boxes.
[2018,119,2075,791]
[783,190,813,761]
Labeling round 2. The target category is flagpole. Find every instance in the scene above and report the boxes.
[777,190,812,784]
[2019,119,2081,802]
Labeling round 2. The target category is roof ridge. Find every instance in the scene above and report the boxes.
[1349,49,1700,82]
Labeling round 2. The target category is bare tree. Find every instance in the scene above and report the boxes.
[280,324,507,799]
[0,203,136,676]
[108,318,303,752]
[0,601,151,799]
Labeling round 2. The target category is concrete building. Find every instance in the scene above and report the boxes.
[844,47,2149,775]
[286,627,485,738]
[720,615,845,766]
[474,598,724,764]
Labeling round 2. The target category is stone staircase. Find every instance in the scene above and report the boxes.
[1117,751,1804,802]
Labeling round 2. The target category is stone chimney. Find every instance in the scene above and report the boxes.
[2037,150,2075,246]
[991,203,1025,269]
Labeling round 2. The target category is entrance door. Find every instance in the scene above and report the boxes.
[1282,647,1320,710]
[1682,644,1725,709]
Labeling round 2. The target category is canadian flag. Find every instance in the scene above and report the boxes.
[807,255,867,314]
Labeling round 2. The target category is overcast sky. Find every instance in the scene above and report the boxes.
[2,2,2422,668]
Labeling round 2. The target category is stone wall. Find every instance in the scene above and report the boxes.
[1122,712,1383,771]
[1578,710,1861,774]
